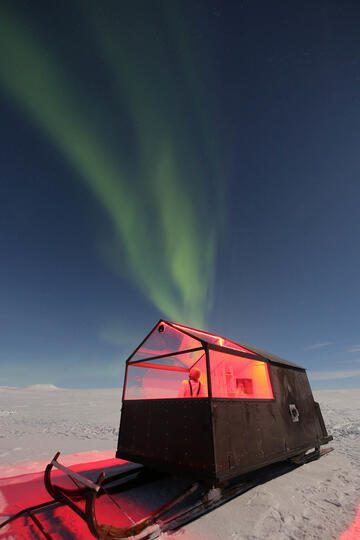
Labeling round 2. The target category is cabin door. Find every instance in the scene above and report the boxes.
[271,366,319,452]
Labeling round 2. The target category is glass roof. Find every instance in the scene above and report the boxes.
[129,321,202,363]
[168,322,253,354]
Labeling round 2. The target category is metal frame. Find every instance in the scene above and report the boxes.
[205,345,212,398]
[44,452,200,540]
[125,320,203,365]
[128,347,204,365]
[205,342,263,360]
[125,320,164,364]
[127,319,305,370]
[165,321,261,356]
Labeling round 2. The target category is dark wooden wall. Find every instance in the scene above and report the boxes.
[117,398,215,478]
[211,365,328,481]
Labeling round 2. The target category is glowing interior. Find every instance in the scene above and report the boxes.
[209,350,274,399]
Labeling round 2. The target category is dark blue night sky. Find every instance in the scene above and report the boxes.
[1,1,359,389]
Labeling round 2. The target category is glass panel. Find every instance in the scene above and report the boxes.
[209,350,274,399]
[130,321,201,362]
[170,323,253,354]
[131,349,204,369]
[124,352,208,399]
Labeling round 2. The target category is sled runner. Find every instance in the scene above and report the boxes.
[0,446,333,540]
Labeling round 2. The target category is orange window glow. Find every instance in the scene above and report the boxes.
[210,350,274,399]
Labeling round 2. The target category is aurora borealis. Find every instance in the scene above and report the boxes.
[0,1,220,327]
[1,1,360,388]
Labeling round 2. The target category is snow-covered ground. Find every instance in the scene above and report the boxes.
[0,386,359,539]
[0,385,120,468]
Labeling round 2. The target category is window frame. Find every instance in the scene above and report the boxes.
[123,348,209,400]
[207,345,275,401]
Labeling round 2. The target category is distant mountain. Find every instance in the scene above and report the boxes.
[23,384,60,390]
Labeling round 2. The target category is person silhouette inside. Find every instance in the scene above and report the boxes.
[178,367,206,398]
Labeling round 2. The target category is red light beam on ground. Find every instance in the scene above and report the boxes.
[339,503,360,540]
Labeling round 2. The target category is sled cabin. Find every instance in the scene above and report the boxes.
[116,321,332,482]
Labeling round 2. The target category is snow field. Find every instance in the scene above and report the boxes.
[0,386,359,539]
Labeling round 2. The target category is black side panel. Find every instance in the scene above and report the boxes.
[212,366,328,481]
[270,365,324,450]
[212,400,286,479]
[117,399,214,478]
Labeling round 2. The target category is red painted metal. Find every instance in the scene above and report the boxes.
[130,362,189,373]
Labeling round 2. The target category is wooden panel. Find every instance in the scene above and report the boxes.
[212,366,327,480]
[117,399,214,477]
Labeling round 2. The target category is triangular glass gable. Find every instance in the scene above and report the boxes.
[169,322,253,354]
[129,321,201,363]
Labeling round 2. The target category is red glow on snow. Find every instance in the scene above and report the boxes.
[339,503,360,540]
[0,455,133,538]
[0,455,173,538]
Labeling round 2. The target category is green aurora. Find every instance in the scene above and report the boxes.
[0,3,223,327]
